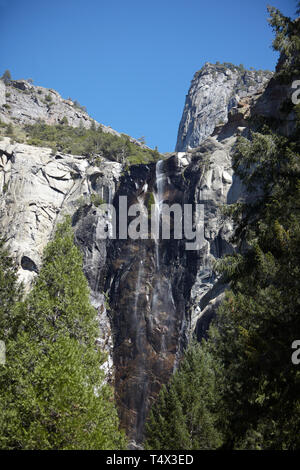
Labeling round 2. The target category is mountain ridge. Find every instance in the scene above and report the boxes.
[0,77,148,149]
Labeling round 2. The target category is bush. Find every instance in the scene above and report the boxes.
[60,116,68,126]
[90,193,105,207]
[6,124,14,136]
[44,93,53,103]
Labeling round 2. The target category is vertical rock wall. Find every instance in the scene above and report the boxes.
[175,62,272,151]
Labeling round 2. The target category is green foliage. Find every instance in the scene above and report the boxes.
[24,122,161,165]
[210,76,300,449]
[0,219,127,449]
[0,122,26,142]
[146,192,155,213]
[44,93,53,103]
[267,5,300,79]
[0,241,23,337]
[195,62,271,79]
[60,116,68,126]
[145,341,223,450]
[90,193,105,207]
[6,123,14,137]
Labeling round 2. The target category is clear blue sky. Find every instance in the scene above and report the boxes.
[0,0,297,152]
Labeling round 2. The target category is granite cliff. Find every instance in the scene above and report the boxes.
[175,62,273,151]
[1,59,296,445]
[0,78,145,147]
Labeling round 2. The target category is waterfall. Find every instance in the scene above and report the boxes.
[153,160,166,270]
[133,259,143,324]
[132,255,149,440]
[108,186,112,205]
[152,160,170,355]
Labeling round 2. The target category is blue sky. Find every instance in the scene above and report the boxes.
[0,0,297,152]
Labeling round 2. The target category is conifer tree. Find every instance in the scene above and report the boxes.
[210,122,300,449]
[267,4,300,78]
[1,70,12,85]
[145,341,223,450]
[0,218,127,449]
[0,240,22,336]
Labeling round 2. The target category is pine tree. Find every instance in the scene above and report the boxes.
[267,4,300,79]
[145,341,223,450]
[0,240,22,336]
[1,70,12,85]
[0,218,127,449]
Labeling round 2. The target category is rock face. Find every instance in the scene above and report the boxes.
[0,136,122,375]
[175,62,273,151]
[69,103,251,444]
[0,79,93,129]
[252,75,299,136]
[0,137,120,285]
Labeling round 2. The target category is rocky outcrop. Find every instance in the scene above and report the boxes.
[0,137,117,285]
[0,79,145,147]
[175,62,273,151]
